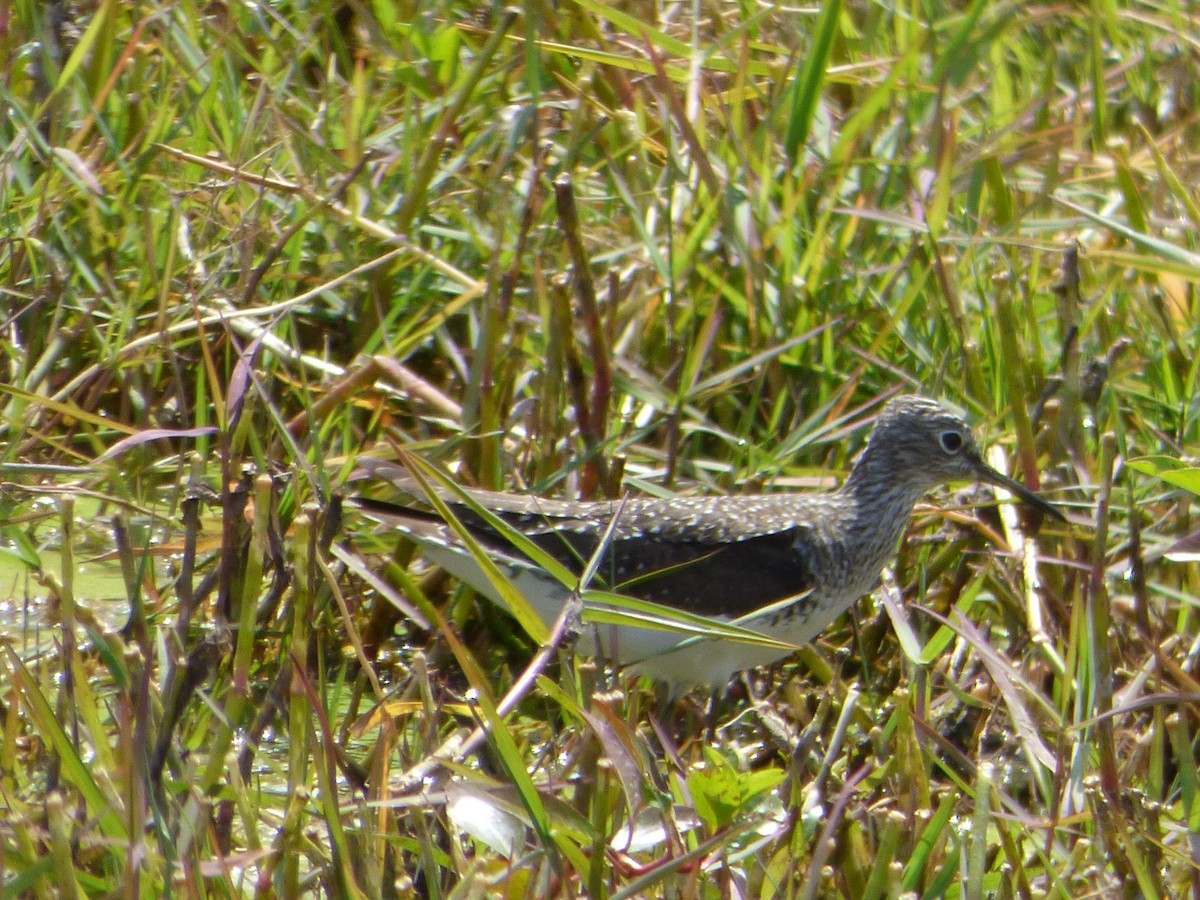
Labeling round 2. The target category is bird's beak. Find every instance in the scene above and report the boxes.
[972,456,1066,522]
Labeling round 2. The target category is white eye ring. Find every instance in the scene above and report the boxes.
[940,431,965,454]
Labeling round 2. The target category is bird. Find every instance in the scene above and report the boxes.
[350,395,1064,689]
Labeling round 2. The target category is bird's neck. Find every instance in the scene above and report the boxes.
[836,447,934,557]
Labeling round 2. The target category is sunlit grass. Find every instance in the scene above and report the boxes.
[1,0,1198,896]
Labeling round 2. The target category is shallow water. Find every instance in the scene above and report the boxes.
[0,548,140,651]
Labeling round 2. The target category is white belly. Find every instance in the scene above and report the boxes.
[418,539,851,691]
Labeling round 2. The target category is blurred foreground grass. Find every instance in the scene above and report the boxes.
[1,1,1199,896]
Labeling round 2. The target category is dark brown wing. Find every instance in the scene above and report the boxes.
[478,509,819,618]
[353,496,820,618]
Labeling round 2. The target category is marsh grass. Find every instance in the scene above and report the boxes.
[1,0,1199,896]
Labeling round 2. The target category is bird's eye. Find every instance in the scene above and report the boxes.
[940,430,965,453]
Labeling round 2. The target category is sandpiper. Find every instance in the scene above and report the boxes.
[352,396,1063,688]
